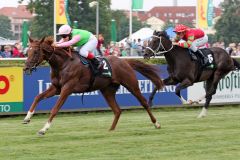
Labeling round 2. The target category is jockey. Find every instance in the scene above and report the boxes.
[172,24,209,65]
[54,24,103,69]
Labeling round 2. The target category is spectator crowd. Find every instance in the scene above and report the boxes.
[94,34,240,57]
[1,35,240,58]
[0,42,25,58]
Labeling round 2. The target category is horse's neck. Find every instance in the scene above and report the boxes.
[48,51,69,69]
[164,47,189,66]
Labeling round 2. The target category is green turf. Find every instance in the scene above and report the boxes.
[0,106,240,160]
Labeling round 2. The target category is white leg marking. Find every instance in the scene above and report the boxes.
[180,96,188,104]
[39,122,52,135]
[154,121,161,129]
[197,107,207,118]
[23,111,35,123]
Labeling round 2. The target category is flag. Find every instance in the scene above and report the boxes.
[132,0,143,10]
[21,21,28,49]
[56,0,68,24]
[111,19,117,42]
[197,0,214,28]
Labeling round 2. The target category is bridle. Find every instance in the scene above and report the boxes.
[26,44,43,71]
[146,35,174,56]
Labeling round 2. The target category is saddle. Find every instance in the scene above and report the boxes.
[188,48,215,69]
[78,54,112,78]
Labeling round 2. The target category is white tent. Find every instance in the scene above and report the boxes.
[0,37,18,45]
[118,27,154,44]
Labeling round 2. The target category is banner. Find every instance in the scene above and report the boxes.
[56,0,68,24]
[197,0,214,28]
[188,70,240,103]
[24,66,186,111]
[132,0,143,10]
[0,67,23,112]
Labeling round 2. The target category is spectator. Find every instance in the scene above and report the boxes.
[235,43,240,56]
[125,38,131,56]
[226,43,237,55]
[136,38,143,56]
[97,34,104,56]
[0,50,3,58]
[12,43,25,57]
[1,45,12,58]
[112,43,121,56]
[104,44,112,56]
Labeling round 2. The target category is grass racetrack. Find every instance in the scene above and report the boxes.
[0,106,240,160]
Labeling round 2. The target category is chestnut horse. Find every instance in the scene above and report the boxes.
[23,37,164,135]
[144,31,240,118]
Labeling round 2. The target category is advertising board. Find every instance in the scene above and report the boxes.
[0,67,23,112]
[24,65,186,111]
[188,70,240,104]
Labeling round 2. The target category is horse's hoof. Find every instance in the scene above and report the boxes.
[38,130,45,136]
[197,114,206,118]
[22,119,30,124]
[154,121,161,129]
[188,100,193,105]
[194,101,199,104]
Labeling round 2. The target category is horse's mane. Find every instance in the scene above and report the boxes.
[44,36,54,45]
[154,30,170,40]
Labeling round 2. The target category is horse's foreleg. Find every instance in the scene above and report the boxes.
[175,79,192,104]
[38,86,72,135]
[23,85,57,124]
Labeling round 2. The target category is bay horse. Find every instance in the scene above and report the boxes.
[144,31,240,118]
[23,37,164,135]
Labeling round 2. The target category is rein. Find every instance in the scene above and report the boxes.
[146,35,174,56]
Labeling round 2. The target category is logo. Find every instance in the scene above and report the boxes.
[0,75,10,95]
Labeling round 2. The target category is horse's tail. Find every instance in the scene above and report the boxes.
[232,58,240,70]
[126,59,164,90]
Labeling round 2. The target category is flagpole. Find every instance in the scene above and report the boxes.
[129,0,132,39]
[196,0,198,28]
[54,0,56,41]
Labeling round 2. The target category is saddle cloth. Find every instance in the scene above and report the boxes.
[189,48,215,69]
[79,55,112,78]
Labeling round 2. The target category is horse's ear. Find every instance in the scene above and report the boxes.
[40,37,45,43]
[153,30,157,34]
[28,37,34,43]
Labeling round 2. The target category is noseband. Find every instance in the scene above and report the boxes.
[146,35,174,56]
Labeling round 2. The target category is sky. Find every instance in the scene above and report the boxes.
[0,0,223,11]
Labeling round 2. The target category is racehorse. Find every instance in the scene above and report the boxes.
[144,31,240,118]
[23,36,164,135]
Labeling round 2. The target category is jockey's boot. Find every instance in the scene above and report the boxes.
[87,52,103,70]
[196,50,209,66]
[91,57,103,70]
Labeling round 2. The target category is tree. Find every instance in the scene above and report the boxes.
[111,10,146,41]
[0,15,13,39]
[20,0,112,42]
[214,0,240,45]
[161,20,175,31]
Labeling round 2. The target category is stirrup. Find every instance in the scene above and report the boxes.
[97,62,104,70]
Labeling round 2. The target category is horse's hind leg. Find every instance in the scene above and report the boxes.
[23,85,57,124]
[100,84,121,131]
[198,71,226,118]
[122,81,160,129]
